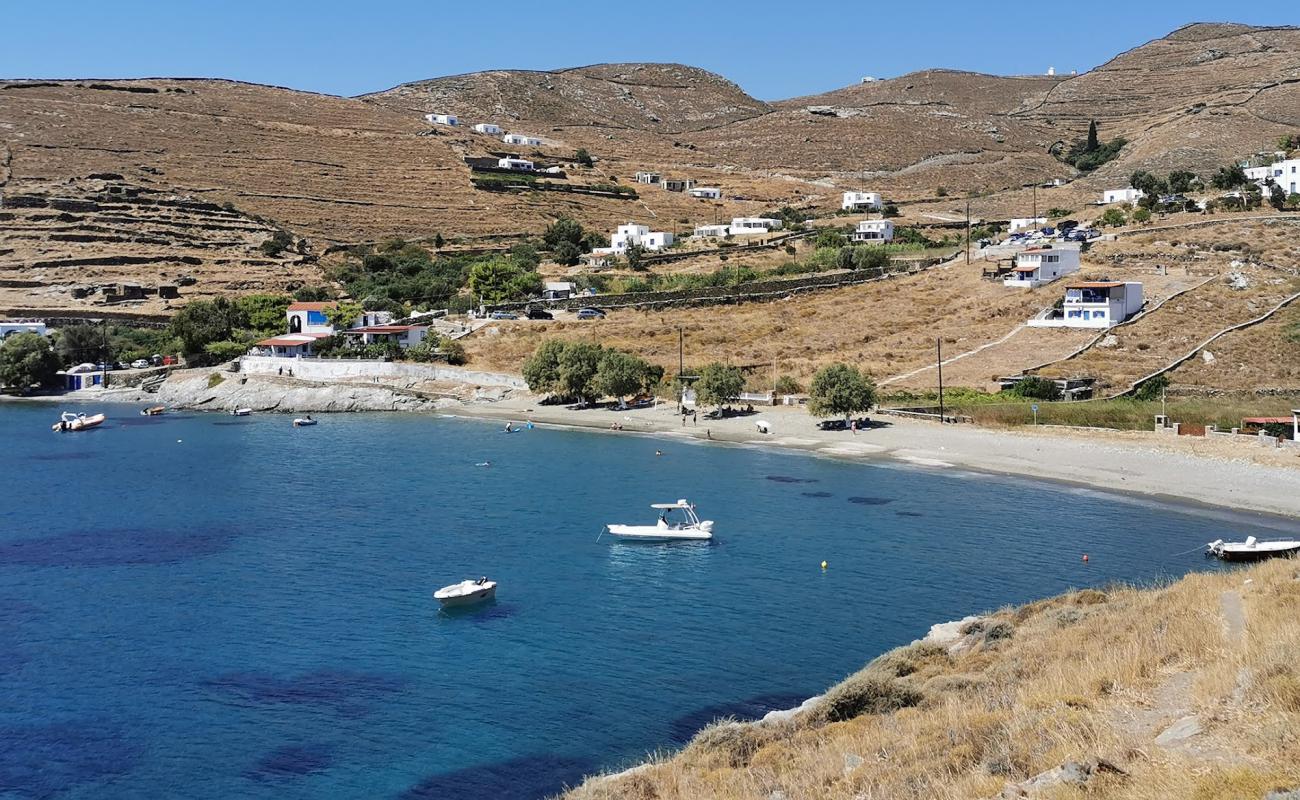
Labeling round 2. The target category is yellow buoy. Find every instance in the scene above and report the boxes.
[820,560,828,570]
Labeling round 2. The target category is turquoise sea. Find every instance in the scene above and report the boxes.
[0,404,1293,799]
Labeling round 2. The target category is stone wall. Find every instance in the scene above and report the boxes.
[237,355,525,388]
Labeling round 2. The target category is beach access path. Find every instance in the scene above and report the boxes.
[453,397,1300,520]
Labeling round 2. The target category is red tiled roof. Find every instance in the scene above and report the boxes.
[1242,417,1293,425]
[1013,265,1039,272]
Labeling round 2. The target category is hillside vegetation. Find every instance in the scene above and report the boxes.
[562,559,1300,800]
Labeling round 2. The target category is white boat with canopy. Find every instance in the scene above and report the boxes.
[434,577,497,607]
[1207,536,1300,562]
[605,499,714,542]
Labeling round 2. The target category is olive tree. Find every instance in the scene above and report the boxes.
[522,339,568,396]
[808,363,876,422]
[695,362,744,409]
[0,332,61,389]
[557,341,604,405]
[595,350,651,404]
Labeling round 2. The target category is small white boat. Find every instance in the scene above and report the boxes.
[230,408,252,417]
[293,417,317,427]
[434,577,497,607]
[52,411,106,432]
[606,499,714,542]
[140,406,165,416]
[1207,536,1300,562]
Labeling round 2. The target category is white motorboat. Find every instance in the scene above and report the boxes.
[293,417,317,427]
[605,499,714,542]
[52,411,106,432]
[230,408,252,416]
[434,577,497,607]
[1207,536,1300,562]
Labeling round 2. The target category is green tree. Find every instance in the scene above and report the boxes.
[625,243,647,272]
[574,148,594,167]
[695,362,744,409]
[808,363,876,422]
[202,340,248,362]
[235,294,292,336]
[509,242,541,270]
[1129,170,1166,198]
[1269,184,1287,211]
[439,339,467,365]
[1288,193,1300,210]
[324,300,363,331]
[55,324,107,365]
[1131,207,1152,224]
[293,285,333,302]
[1008,376,1061,401]
[1085,120,1099,152]
[851,245,890,271]
[594,350,649,403]
[0,332,61,389]
[170,297,246,354]
[553,240,582,267]
[774,375,802,395]
[1210,165,1247,190]
[542,216,586,252]
[522,339,568,395]
[1098,208,1127,228]
[557,341,604,404]
[259,230,294,257]
[1167,170,1199,194]
[467,258,539,304]
[1134,374,1170,402]
[813,228,848,249]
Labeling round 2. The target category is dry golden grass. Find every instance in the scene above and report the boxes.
[561,560,1300,800]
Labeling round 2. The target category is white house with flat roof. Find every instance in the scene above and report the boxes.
[285,302,336,336]
[340,324,429,348]
[1,319,47,338]
[1102,188,1144,205]
[1009,216,1048,233]
[634,171,661,184]
[1004,245,1080,287]
[598,223,675,254]
[472,123,502,134]
[424,113,458,126]
[543,282,575,300]
[842,191,882,211]
[660,178,695,192]
[1029,281,1144,329]
[851,219,894,243]
[503,133,542,146]
[693,223,730,238]
[730,217,783,235]
[1249,158,1300,195]
[689,186,722,199]
[497,157,534,171]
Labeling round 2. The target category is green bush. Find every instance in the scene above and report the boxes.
[202,340,248,363]
[1134,374,1170,401]
[810,672,923,724]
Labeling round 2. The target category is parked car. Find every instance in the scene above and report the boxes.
[149,354,164,366]
[526,308,554,320]
[114,361,130,371]
[489,311,520,320]
[576,308,606,320]
[131,358,151,369]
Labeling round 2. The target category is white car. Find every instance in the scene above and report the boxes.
[131,359,151,369]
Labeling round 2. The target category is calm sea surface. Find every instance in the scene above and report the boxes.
[1,404,1293,799]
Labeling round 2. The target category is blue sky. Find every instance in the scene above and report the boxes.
[2,2,1295,100]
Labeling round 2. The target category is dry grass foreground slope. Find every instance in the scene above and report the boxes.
[564,559,1300,800]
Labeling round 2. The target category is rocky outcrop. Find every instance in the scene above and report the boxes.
[155,370,445,413]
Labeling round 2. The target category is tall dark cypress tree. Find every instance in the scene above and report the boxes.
[1086,120,1099,152]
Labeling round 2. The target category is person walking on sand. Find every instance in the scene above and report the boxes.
[850,419,857,435]
[692,410,697,426]
[706,429,712,440]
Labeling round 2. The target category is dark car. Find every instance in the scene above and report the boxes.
[526,308,554,320]
[1057,220,1080,232]
[576,308,606,320]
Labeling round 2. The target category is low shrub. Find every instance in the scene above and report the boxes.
[809,671,923,724]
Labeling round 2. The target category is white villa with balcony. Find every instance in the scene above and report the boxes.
[730,217,783,235]
[497,157,534,171]
[1003,245,1080,287]
[1245,157,1300,195]
[851,219,894,243]
[424,113,458,126]
[1102,187,1145,205]
[842,191,882,211]
[253,306,411,357]
[1029,281,1144,329]
[503,133,542,146]
[473,123,502,134]
[693,223,731,238]
[592,223,675,256]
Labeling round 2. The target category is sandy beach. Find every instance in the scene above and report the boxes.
[450,395,1300,521]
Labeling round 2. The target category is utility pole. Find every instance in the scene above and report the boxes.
[678,326,685,412]
[1033,184,1039,230]
[965,200,971,265]
[936,337,945,424]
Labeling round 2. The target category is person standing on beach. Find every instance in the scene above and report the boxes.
[692,410,697,426]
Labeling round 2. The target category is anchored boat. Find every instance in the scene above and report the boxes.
[434,577,497,607]
[230,408,252,417]
[52,411,106,432]
[141,406,165,416]
[293,417,317,427]
[1207,536,1300,562]
[605,499,714,542]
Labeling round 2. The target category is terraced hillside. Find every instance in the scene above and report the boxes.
[0,176,318,317]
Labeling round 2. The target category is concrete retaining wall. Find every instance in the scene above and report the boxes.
[238,356,525,388]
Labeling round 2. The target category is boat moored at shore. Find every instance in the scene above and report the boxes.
[1207,536,1300,562]
[230,408,252,417]
[606,499,714,542]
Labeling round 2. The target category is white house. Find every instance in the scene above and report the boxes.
[851,219,894,243]
[1102,188,1144,205]
[497,157,534,171]
[472,123,502,134]
[1009,217,1047,233]
[689,187,722,199]
[634,171,661,184]
[503,133,542,146]
[1003,245,1080,288]
[603,223,675,253]
[543,282,575,300]
[660,178,695,192]
[842,191,882,211]
[250,333,329,358]
[424,113,458,126]
[1029,281,1144,329]
[692,223,730,238]
[286,302,337,336]
[341,324,429,348]
[1253,158,1300,195]
[730,217,783,234]
[0,318,47,338]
